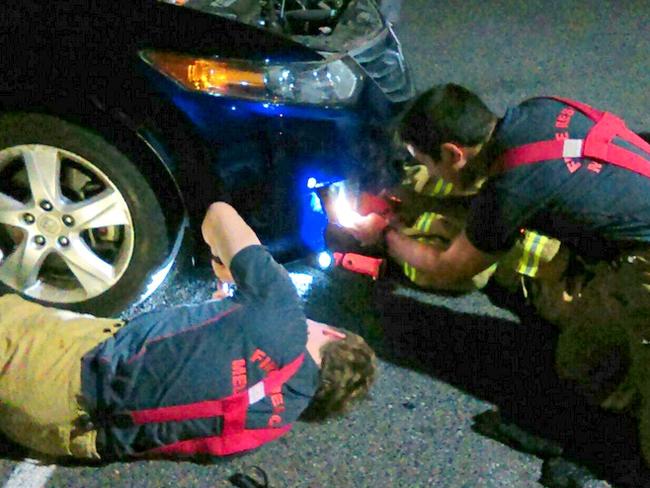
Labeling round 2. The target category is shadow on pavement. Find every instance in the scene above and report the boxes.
[368,278,650,488]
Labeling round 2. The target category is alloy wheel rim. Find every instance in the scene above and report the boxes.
[0,144,135,303]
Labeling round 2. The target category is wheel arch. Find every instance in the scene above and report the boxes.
[0,92,193,253]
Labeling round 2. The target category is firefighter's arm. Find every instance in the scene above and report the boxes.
[201,202,261,268]
[385,229,498,291]
[344,212,391,246]
[389,186,471,226]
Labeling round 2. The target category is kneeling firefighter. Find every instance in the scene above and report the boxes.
[337,83,650,465]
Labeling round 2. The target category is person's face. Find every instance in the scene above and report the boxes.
[406,143,465,189]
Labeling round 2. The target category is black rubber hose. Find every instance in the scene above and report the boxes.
[284,8,336,21]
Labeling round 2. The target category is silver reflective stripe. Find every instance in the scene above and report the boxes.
[563,139,583,158]
[248,382,265,405]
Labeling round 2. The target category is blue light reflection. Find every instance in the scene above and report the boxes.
[297,169,344,252]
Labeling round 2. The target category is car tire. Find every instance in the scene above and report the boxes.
[0,112,170,315]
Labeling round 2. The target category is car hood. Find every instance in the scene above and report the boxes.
[167,0,386,54]
[164,0,414,103]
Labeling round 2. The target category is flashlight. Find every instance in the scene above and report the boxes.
[333,186,362,228]
[333,252,385,280]
[317,251,333,268]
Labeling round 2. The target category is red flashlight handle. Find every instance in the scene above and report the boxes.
[332,252,384,280]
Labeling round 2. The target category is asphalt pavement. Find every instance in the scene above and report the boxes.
[1,0,649,487]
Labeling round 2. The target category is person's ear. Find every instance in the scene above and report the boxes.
[323,327,346,340]
[441,143,467,170]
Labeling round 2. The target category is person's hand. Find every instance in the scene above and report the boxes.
[212,280,237,300]
[211,258,234,300]
[346,213,389,246]
[212,282,230,301]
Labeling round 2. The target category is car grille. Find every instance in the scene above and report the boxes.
[350,26,415,103]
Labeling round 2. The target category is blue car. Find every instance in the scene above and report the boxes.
[0,0,413,314]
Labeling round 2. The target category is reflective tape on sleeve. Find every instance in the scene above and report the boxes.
[248,382,265,405]
[563,139,584,158]
[516,232,550,277]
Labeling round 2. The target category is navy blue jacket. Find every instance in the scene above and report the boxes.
[81,245,319,458]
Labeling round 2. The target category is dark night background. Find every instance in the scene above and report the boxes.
[1,0,648,486]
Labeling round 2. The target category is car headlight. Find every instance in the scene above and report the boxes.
[140,50,364,106]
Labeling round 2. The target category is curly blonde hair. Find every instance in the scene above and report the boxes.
[300,329,377,422]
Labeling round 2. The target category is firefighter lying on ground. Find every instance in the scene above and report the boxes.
[342,83,650,465]
[0,202,376,461]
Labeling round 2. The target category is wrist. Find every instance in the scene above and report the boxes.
[382,225,395,242]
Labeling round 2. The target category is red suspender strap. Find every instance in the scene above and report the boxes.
[131,399,227,424]
[501,139,569,170]
[144,426,293,457]
[131,353,305,457]
[502,97,650,178]
[545,96,604,121]
[260,353,305,396]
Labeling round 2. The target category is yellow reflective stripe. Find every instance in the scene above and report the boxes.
[516,232,537,275]
[414,214,428,232]
[516,232,550,277]
[402,237,435,283]
[422,212,436,233]
[531,234,550,276]
[412,212,442,235]
[429,178,445,196]
[403,261,416,281]
[424,178,454,197]
[415,213,430,232]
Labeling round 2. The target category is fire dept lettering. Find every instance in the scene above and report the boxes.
[250,349,286,426]
[250,348,278,373]
[554,107,581,173]
[555,107,574,129]
[270,391,285,409]
[231,358,247,393]
[268,389,286,427]
[587,161,603,173]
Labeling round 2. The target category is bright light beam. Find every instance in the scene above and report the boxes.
[317,252,333,269]
[334,188,362,228]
